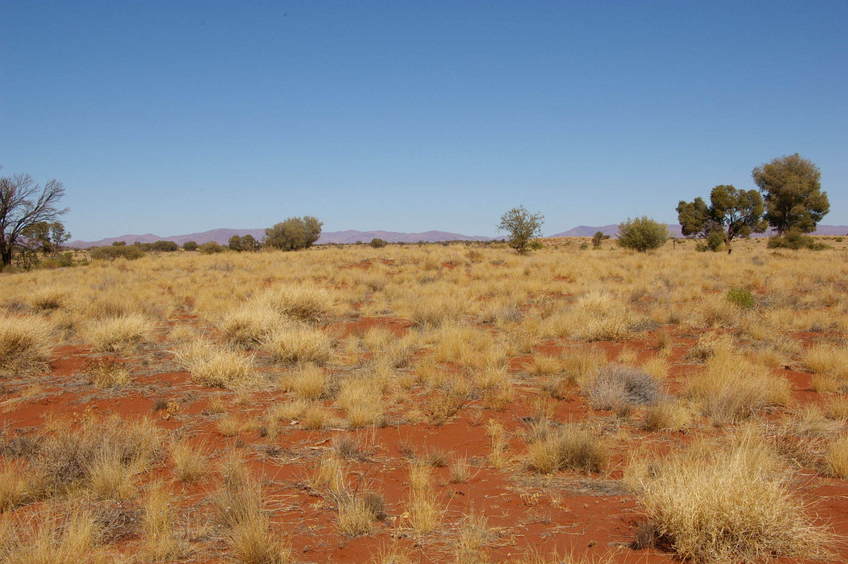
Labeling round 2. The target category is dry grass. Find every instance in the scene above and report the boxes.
[686,347,789,423]
[584,364,662,413]
[625,431,832,562]
[85,313,152,352]
[450,457,472,483]
[0,314,53,374]
[337,494,377,536]
[642,400,692,432]
[4,416,163,502]
[337,378,384,428]
[280,362,327,400]
[526,423,607,474]
[0,507,108,564]
[213,455,291,564]
[310,453,346,494]
[142,483,187,561]
[263,324,332,364]
[406,462,441,534]
[260,286,334,321]
[170,439,208,482]
[826,435,848,479]
[175,339,255,388]
[0,462,31,512]
[804,344,848,379]
[85,358,130,389]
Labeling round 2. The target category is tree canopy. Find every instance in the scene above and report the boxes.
[677,185,767,252]
[497,206,544,254]
[617,217,668,252]
[265,217,323,251]
[0,172,67,268]
[752,154,829,235]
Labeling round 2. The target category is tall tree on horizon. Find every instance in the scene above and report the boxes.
[752,154,829,236]
[0,171,68,268]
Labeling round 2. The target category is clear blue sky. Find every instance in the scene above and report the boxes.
[2,1,846,240]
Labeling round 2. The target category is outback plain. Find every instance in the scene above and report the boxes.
[2,237,848,563]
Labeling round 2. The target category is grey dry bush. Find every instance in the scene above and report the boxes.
[585,364,662,412]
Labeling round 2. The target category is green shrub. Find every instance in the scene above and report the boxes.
[183,241,198,251]
[265,217,322,251]
[617,217,669,252]
[198,242,226,254]
[767,231,828,250]
[591,231,609,248]
[90,245,145,261]
[369,238,387,248]
[726,288,755,309]
[150,240,179,252]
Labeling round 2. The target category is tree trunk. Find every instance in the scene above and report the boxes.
[0,247,12,269]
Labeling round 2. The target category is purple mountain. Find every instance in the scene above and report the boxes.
[68,228,492,248]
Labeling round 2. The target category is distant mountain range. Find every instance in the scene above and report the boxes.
[68,228,493,248]
[69,224,848,248]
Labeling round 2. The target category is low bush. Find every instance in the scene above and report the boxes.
[198,241,226,254]
[617,217,668,252]
[89,245,145,261]
[726,287,755,309]
[584,364,662,412]
[767,231,828,250]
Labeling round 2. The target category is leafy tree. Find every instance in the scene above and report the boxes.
[182,241,198,251]
[265,216,323,251]
[497,206,544,254]
[591,231,610,249]
[677,185,767,253]
[150,240,178,252]
[198,241,225,254]
[752,154,829,235]
[617,217,668,252]
[20,221,70,255]
[228,235,243,251]
[370,238,387,248]
[240,234,260,251]
[0,172,67,269]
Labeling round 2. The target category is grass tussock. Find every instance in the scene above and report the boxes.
[85,313,153,352]
[85,358,131,389]
[825,435,848,479]
[526,423,607,474]
[260,286,334,322]
[280,362,327,400]
[175,339,255,388]
[141,483,187,561]
[0,315,53,374]
[263,324,332,364]
[213,455,291,564]
[406,463,441,534]
[686,347,789,423]
[1,416,163,503]
[804,344,848,380]
[625,431,832,562]
[0,508,108,564]
[642,400,692,432]
[170,439,208,483]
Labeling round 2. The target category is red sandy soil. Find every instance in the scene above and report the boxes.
[1,324,847,563]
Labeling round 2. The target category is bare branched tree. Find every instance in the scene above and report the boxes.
[0,172,68,268]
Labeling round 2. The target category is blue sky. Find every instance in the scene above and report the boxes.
[2,1,846,240]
